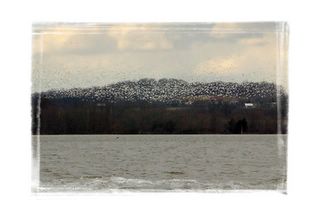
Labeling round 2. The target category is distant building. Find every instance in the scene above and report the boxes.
[244,103,254,108]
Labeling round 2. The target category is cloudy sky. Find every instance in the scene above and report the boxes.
[32,23,288,92]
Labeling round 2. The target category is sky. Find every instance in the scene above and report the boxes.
[32,23,288,92]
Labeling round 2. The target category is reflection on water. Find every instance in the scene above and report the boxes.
[33,135,287,192]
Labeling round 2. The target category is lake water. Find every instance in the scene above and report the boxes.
[32,135,287,192]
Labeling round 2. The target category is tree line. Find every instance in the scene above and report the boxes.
[32,96,288,134]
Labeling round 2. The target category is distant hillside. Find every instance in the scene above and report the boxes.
[32,78,286,104]
[32,79,288,134]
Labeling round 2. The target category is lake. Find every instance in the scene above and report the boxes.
[32,135,287,192]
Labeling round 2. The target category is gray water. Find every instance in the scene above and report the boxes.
[32,135,287,192]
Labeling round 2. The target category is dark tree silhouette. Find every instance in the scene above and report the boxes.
[31,79,287,135]
[227,118,248,134]
[227,118,236,133]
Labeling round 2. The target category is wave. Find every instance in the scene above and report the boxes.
[37,176,255,192]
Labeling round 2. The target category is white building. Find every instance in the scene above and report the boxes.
[244,103,254,108]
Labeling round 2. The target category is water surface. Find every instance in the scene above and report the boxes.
[33,135,287,192]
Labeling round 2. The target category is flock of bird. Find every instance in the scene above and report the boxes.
[38,78,285,103]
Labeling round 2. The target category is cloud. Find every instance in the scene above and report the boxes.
[32,25,111,55]
[194,57,239,75]
[33,32,70,54]
[193,31,279,82]
[32,23,287,92]
[107,25,173,50]
[33,24,173,55]
[211,23,277,33]
[211,23,245,35]
[209,23,277,45]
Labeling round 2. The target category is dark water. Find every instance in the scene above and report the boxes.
[32,135,287,192]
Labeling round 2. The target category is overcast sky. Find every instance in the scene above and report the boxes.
[32,23,288,92]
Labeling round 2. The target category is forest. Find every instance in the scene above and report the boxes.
[31,97,288,134]
[32,79,288,134]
